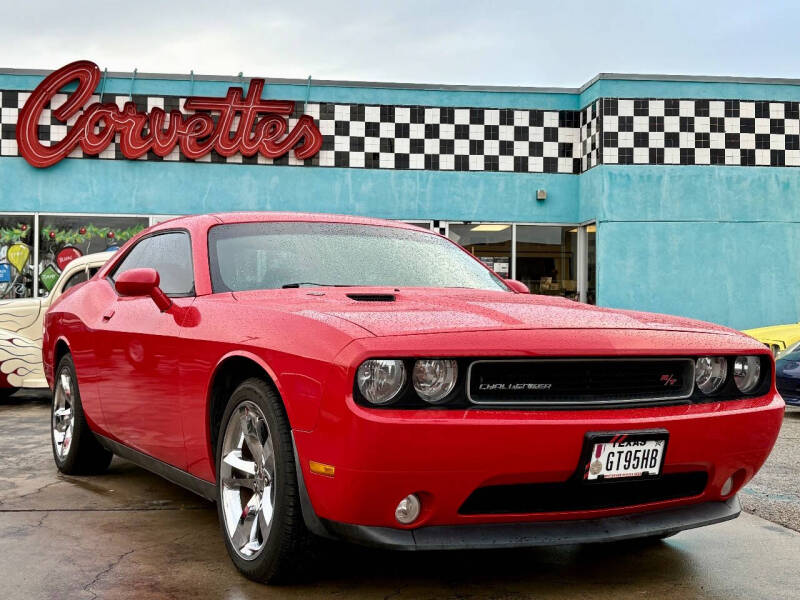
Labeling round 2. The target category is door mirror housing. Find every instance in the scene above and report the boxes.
[504,278,530,294]
[115,268,173,312]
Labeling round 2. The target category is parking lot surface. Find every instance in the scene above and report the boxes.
[741,407,800,531]
[1,392,798,600]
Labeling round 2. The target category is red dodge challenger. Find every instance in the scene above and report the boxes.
[42,212,783,583]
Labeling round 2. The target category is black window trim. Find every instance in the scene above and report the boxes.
[107,228,196,298]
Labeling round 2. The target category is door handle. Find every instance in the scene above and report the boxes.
[102,309,115,322]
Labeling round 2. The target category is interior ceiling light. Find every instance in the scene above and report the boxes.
[470,224,510,232]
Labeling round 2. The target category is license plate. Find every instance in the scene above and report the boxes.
[585,432,667,481]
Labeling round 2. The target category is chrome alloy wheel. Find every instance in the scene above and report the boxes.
[220,401,276,560]
[52,370,75,461]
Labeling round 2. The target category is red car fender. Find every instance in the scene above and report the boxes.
[205,349,325,433]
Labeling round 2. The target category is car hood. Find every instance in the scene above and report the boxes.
[232,288,739,338]
[743,323,800,345]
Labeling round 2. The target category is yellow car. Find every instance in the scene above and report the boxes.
[743,322,800,357]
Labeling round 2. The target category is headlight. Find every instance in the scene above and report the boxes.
[412,359,458,404]
[356,359,406,405]
[695,356,728,395]
[733,356,761,393]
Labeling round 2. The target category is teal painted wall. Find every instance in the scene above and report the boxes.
[0,157,579,223]
[596,220,800,330]
[581,166,800,330]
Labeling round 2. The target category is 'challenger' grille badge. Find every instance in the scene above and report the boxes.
[478,383,553,391]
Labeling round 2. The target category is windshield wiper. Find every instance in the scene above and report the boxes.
[281,282,355,289]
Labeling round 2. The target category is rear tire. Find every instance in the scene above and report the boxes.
[51,354,113,475]
[0,387,17,401]
[215,377,313,584]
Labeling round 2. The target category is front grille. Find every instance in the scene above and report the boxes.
[467,358,695,407]
[459,471,708,515]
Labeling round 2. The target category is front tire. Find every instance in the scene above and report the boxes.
[216,378,312,584]
[51,354,113,474]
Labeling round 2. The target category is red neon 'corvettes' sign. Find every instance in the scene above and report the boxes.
[16,60,323,168]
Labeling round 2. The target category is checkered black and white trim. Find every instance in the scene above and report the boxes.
[2,88,800,172]
[580,100,602,172]
[0,90,581,174]
[597,98,800,167]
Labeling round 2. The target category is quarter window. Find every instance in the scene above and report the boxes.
[62,269,88,292]
[112,232,194,296]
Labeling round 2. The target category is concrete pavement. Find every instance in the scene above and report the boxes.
[2,392,798,599]
[741,407,800,531]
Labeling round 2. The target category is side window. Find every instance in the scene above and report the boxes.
[62,269,88,292]
[112,232,194,296]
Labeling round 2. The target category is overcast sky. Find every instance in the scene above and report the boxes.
[2,1,798,87]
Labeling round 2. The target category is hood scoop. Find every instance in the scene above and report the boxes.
[346,293,396,302]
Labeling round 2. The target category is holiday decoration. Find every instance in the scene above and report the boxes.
[39,264,59,291]
[0,224,31,244]
[56,246,83,270]
[6,243,30,273]
[40,223,144,245]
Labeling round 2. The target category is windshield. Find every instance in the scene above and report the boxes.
[208,222,507,293]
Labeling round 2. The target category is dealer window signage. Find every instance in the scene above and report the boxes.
[16,60,323,168]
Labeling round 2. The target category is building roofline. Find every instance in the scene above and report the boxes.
[580,72,800,91]
[1,66,800,94]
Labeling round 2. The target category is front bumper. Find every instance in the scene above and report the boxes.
[295,391,783,530]
[320,496,741,550]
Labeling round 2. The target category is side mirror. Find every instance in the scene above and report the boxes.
[115,268,172,312]
[504,278,530,294]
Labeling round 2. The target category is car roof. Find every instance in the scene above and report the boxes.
[67,251,116,267]
[147,212,431,233]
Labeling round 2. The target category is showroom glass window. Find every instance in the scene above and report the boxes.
[39,215,148,297]
[0,214,35,299]
[447,224,512,278]
[112,231,195,296]
[515,225,578,299]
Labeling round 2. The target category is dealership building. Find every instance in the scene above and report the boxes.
[0,62,799,330]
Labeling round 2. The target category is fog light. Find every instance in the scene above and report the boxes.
[721,476,734,496]
[395,494,421,524]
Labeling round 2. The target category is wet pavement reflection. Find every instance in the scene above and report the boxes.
[1,392,797,599]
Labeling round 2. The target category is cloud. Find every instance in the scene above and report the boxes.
[1,0,798,87]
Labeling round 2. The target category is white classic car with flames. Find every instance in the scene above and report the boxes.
[0,252,112,397]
